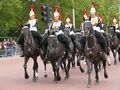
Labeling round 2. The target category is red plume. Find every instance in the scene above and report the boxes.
[84,10,88,17]
[30,4,36,18]
[99,15,104,24]
[31,5,35,12]
[92,1,95,7]
[55,5,62,20]
[55,5,59,12]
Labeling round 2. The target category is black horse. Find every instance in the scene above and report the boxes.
[42,29,71,83]
[63,28,76,68]
[108,26,120,64]
[74,31,85,73]
[83,21,108,87]
[22,26,40,81]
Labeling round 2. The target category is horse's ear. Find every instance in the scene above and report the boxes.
[48,30,50,35]
[53,31,55,35]
[27,24,30,28]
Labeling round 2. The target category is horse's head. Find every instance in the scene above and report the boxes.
[108,26,116,39]
[64,28,70,36]
[47,34,59,55]
[48,29,56,36]
[83,21,94,37]
[22,24,33,48]
[22,25,30,40]
[74,31,82,48]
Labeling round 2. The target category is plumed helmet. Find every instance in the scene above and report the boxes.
[29,5,35,17]
[90,1,96,14]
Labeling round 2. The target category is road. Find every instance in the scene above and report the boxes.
[0,53,120,90]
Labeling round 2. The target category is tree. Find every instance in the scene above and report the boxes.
[0,0,119,37]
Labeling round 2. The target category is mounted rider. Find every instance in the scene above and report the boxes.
[65,15,75,43]
[41,5,72,61]
[65,15,74,34]
[80,1,108,59]
[17,5,42,57]
[89,1,108,56]
[112,17,120,32]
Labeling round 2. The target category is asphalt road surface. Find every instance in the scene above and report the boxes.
[0,52,120,90]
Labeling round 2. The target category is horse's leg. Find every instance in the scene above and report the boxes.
[77,53,80,66]
[56,66,61,81]
[79,58,85,73]
[107,55,111,66]
[107,48,111,66]
[60,62,65,71]
[72,52,76,68]
[118,48,120,62]
[67,58,74,79]
[62,61,68,79]
[33,57,38,82]
[43,61,47,78]
[94,61,99,85]
[64,60,70,80]
[102,59,108,79]
[98,61,101,71]
[51,62,58,83]
[23,57,29,79]
[77,54,85,73]
[111,48,117,64]
[86,59,92,88]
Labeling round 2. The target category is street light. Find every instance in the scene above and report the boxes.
[41,4,51,23]
[72,0,75,30]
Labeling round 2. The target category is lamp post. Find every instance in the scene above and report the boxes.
[118,0,120,25]
[72,0,75,30]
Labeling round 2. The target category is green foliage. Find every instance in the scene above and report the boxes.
[0,0,119,37]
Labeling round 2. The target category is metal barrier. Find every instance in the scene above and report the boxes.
[0,46,22,58]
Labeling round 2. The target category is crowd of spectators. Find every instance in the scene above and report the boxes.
[0,39,16,49]
[0,38,21,57]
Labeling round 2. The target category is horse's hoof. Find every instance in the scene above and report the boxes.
[72,64,75,68]
[95,81,100,85]
[64,73,70,80]
[87,83,92,88]
[98,68,101,72]
[33,78,37,82]
[25,75,29,79]
[104,74,108,79]
[64,75,70,80]
[108,63,111,66]
[77,62,80,66]
[80,68,85,73]
[44,74,48,78]
[57,76,61,81]
[53,79,58,84]
[114,61,117,65]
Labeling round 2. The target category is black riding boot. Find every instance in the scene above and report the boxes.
[64,43,72,59]
[94,31,107,59]
[57,34,72,59]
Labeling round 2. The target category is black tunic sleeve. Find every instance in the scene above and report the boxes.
[59,23,65,31]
